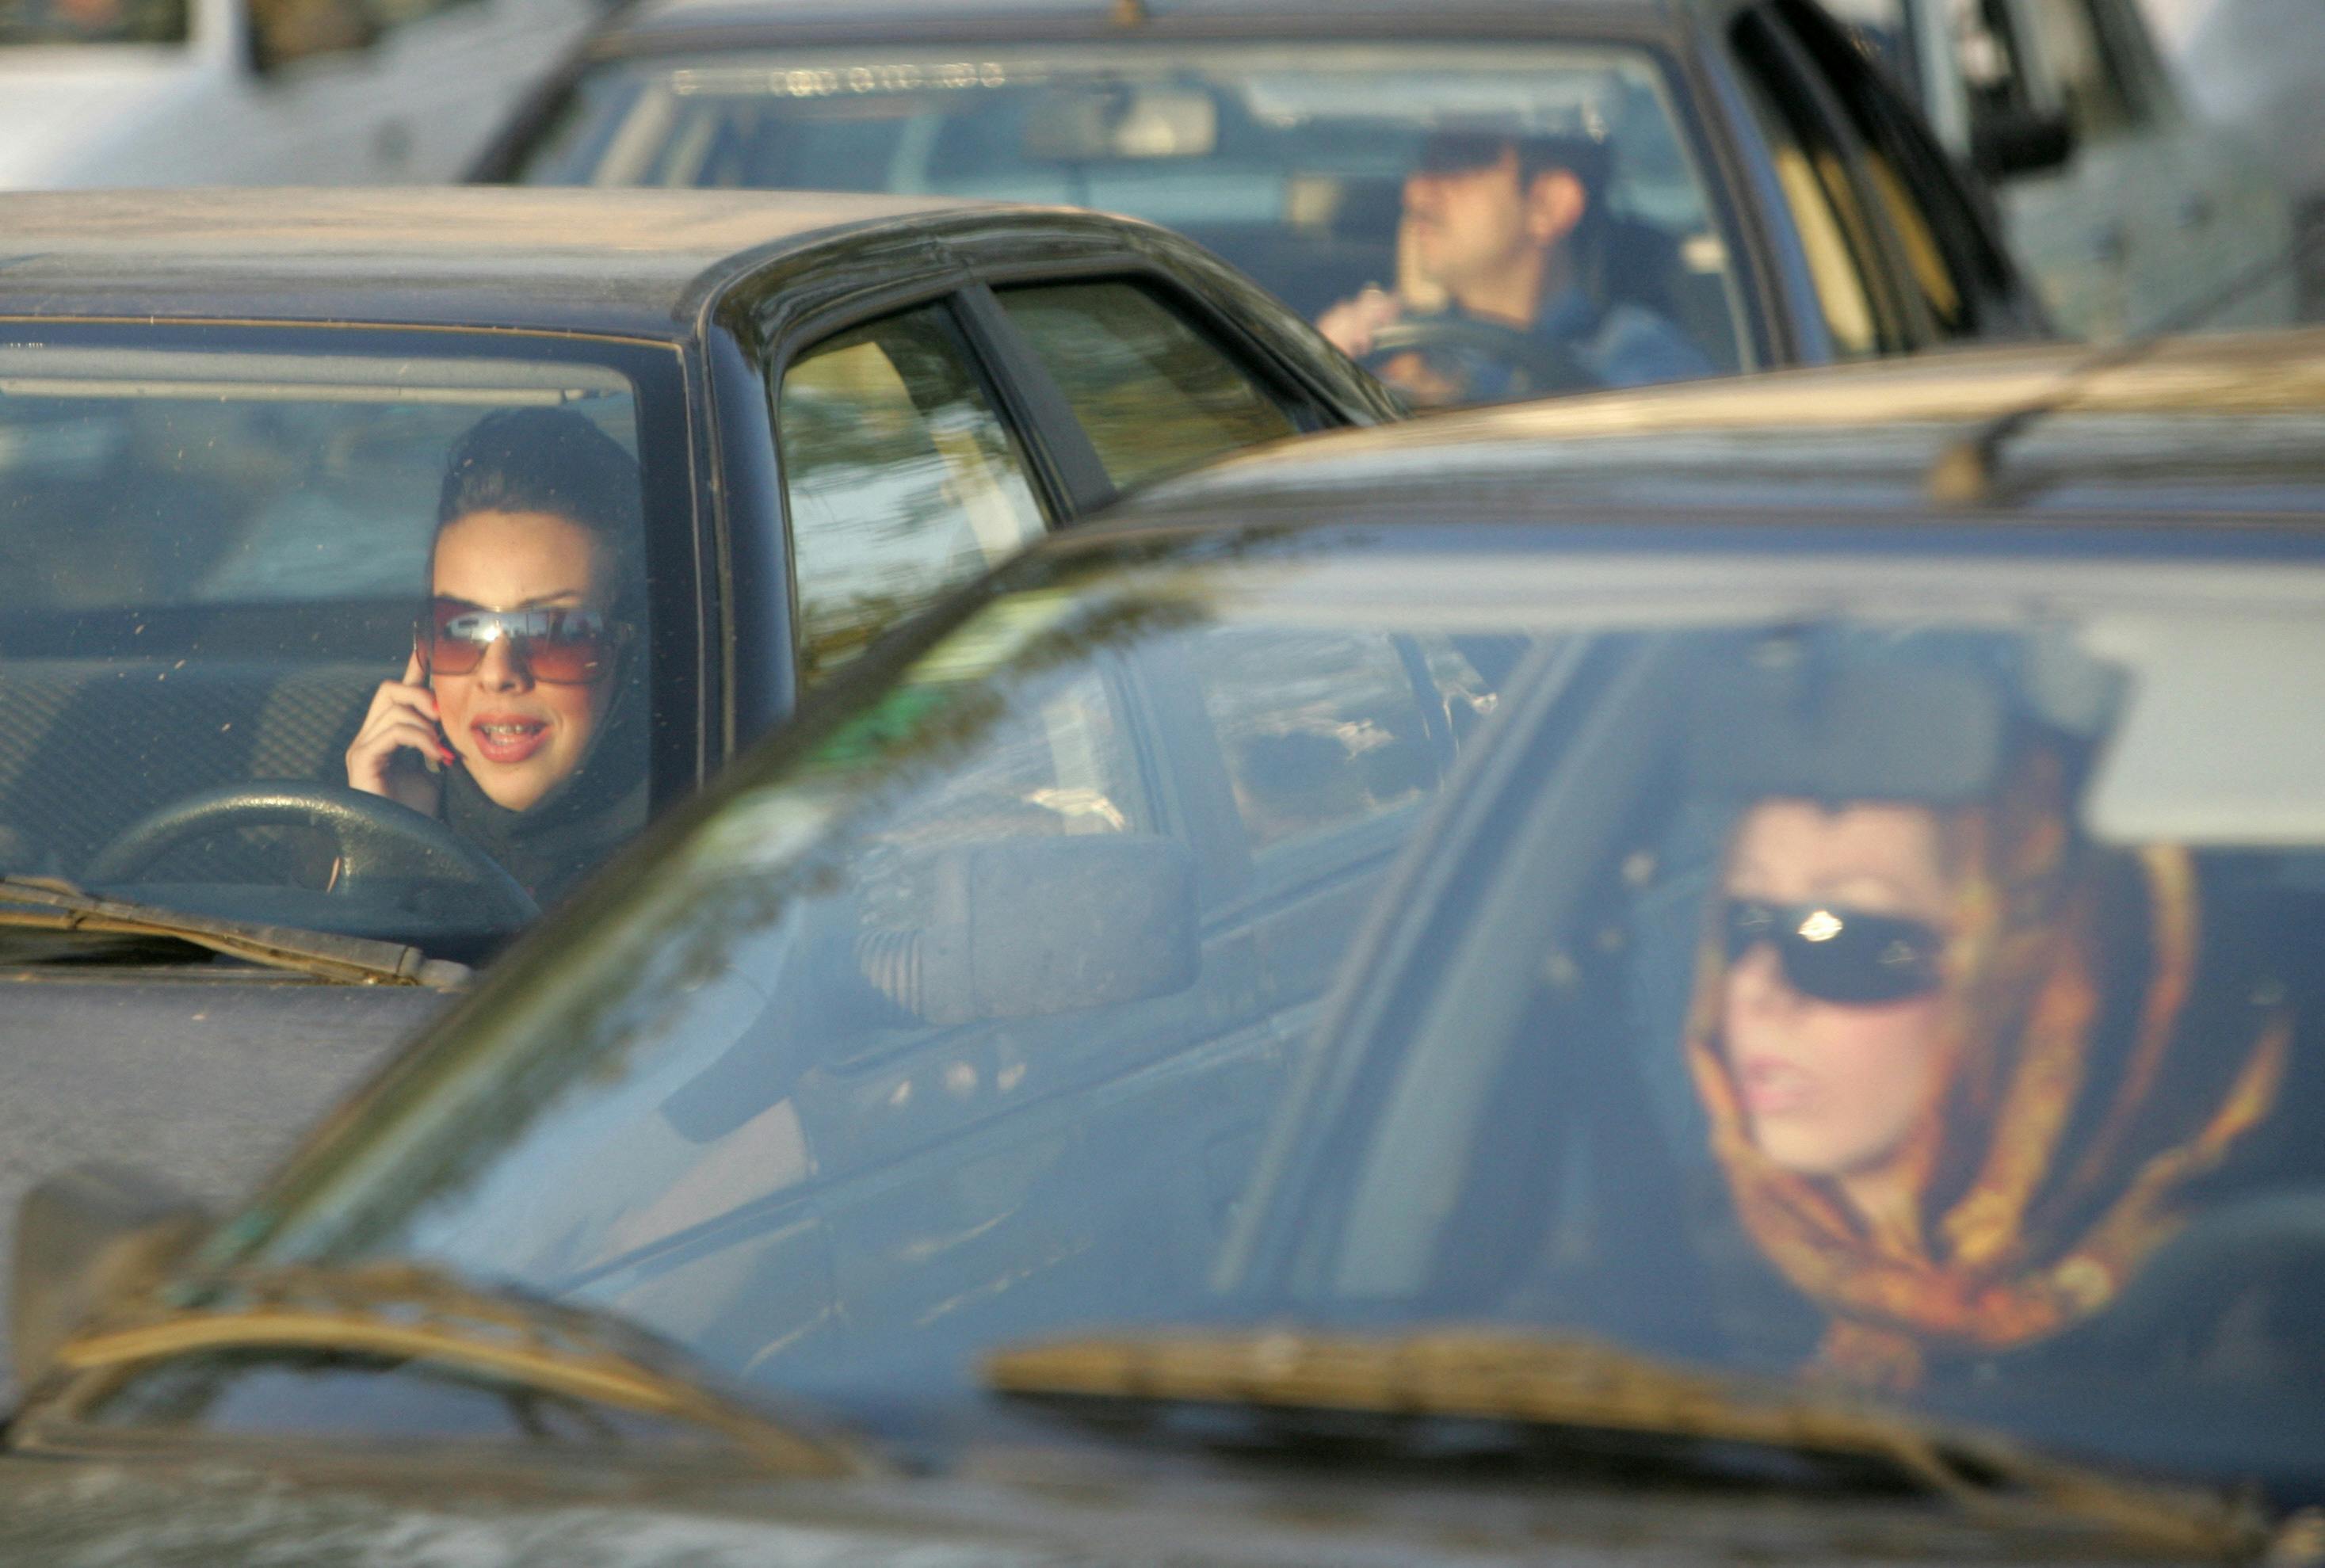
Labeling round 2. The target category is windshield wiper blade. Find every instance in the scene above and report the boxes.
[18,1258,853,1478]
[0,876,469,989]
[984,1329,2270,1558]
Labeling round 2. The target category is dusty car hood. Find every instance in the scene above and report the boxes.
[0,1436,2225,1567]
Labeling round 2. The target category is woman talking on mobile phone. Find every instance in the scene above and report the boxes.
[346,407,650,906]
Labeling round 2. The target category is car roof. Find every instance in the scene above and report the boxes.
[595,0,1710,54]
[1101,328,2325,533]
[0,187,1010,338]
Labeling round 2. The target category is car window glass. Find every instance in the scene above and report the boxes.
[517,41,1753,402]
[1193,629,1481,857]
[995,282,1300,493]
[1858,152,1962,328]
[1731,20,1888,356]
[134,532,2325,1497]
[258,597,1519,1385]
[351,662,1151,1288]
[0,341,654,935]
[778,304,1048,682]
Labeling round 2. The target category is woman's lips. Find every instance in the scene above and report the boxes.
[470,715,549,766]
[1738,1055,1818,1116]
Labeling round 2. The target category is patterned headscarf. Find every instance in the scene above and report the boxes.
[1686,746,2289,1391]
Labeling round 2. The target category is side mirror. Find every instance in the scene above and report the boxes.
[246,0,380,74]
[1970,105,2076,181]
[12,1165,208,1391]
[862,835,1198,1026]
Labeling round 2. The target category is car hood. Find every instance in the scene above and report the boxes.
[0,1436,2222,1567]
[0,55,207,188]
[0,975,447,1406]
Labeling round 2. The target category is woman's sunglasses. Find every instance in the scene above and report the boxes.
[1720,897,1945,1006]
[417,601,629,686]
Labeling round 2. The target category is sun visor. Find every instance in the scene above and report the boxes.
[2082,616,2325,846]
[1687,654,2008,806]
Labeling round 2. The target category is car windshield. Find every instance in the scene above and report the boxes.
[0,331,665,956]
[169,521,2325,1494]
[0,0,186,44]
[513,42,1751,401]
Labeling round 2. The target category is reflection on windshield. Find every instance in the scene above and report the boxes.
[519,43,1750,405]
[0,341,651,942]
[196,544,2325,1494]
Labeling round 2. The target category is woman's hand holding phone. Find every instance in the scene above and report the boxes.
[346,650,456,817]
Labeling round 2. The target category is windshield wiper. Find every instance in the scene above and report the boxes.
[17,1258,853,1478]
[984,1329,2271,1559]
[0,876,469,989]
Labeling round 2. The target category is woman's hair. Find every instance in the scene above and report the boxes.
[431,406,649,618]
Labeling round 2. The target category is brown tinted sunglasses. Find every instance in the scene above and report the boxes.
[417,599,632,686]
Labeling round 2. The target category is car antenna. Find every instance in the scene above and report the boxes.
[1926,228,2325,508]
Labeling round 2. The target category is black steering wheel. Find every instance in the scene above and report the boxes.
[87,780,539,926]
[1361,315,1599,405]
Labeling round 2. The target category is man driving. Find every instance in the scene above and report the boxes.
[1319,124,1711,406]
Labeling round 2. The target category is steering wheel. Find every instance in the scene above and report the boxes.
[87,780,539,926]
[1361,315,1599,405]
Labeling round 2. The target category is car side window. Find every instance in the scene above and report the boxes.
[993,281,1300,493]
[1729,15,1892,358]
[1193,630,1483,858]
[777,303,1048,683]
[1772,0,2012,343]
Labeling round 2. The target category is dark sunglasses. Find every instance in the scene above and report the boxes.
[1720,897,1945,1006]
[417,600,629,686]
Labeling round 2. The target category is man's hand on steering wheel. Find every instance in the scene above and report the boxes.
[1320,285,1600,409]
[1318,284,1407,361]
[1360,315,1598,407]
